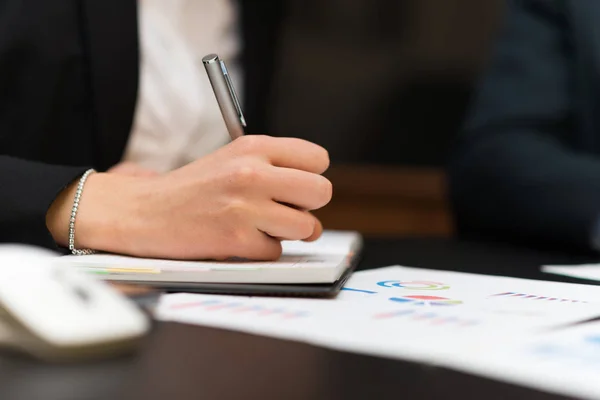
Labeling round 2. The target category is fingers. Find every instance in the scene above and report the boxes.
[303,218,323,242]
[231,210,322,260]
[220,136,332,210]
[268,167,333,210]
[268,137,329,174]
[255,203,319,241]
[235,232,283,261]
[230,135,330,174]
[222,164,332,211]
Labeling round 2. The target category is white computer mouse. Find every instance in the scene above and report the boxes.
[0,244,150,361]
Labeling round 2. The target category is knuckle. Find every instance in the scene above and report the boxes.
[223,201,258,242]
[224,198,251,220]
[234,135,269,154]
[221,214,253,248]
[230,227,252,248]
[229,164,262,187]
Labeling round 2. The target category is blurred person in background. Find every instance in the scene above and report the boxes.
[449,0,600,253]
[0,0,332,260]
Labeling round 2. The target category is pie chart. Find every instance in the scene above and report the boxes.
[389,295,462,306]
[377,280,449,290]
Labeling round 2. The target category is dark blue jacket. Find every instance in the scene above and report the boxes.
[450,0,600,252]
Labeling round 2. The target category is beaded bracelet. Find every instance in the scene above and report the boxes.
[69,169,97,255]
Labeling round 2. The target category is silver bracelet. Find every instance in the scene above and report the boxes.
[69,169,97,255]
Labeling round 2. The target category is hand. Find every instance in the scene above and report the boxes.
[107,161,159,177]
[46,136,332,261]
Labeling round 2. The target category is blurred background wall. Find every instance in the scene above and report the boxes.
[264,0,504,237]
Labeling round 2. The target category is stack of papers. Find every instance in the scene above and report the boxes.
[156,266,600,399]
[543,263,600,282]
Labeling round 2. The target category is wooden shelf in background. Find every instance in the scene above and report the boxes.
[313,165,453,237]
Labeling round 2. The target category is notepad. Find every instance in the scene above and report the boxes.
[59,231,362,285]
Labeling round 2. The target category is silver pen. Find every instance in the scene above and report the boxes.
[202,53,246,140]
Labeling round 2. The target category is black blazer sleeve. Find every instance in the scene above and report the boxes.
[0,157,88,248]
[0,1,93,249]
[449,0,600,252]
[0,0,139,249]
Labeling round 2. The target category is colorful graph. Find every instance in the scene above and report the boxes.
[377,280,449,290]
[389,295,463,306]
[531,340,600,364]
[168,299,309,319]
[491,292,588,303]
[373,309,479,326]
[586,335,600,345]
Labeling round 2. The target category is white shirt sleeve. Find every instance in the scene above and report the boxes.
[124,0,242,172]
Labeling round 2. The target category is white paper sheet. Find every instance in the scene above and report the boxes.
[443,321,600,400]
[339,266,600,305]
[156,266,600,388]
[543,264,600,282]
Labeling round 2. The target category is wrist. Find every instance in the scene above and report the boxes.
[46,178,79,248]
[46,172,145,253]
[78,172,147,254]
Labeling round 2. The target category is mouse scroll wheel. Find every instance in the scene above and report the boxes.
[52,269,91,304]
[72,286,91,304]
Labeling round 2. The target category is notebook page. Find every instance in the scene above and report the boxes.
[58,230,362,284]
[281,231,361,256]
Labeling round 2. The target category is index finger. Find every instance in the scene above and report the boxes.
[233,135,330,174]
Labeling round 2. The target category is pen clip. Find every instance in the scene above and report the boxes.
[220,60,246,128]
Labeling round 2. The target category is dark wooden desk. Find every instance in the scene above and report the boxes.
[1,239,597,400]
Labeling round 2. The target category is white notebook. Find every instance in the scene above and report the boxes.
[59,231,363,285]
